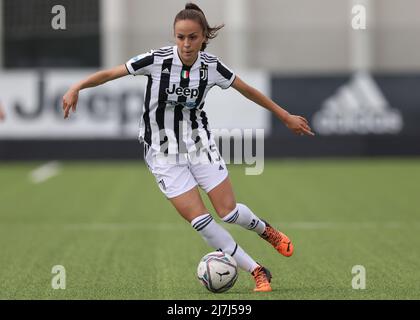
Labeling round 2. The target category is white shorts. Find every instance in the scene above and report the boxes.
[143,143,228,199]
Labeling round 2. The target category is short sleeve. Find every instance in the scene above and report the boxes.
[125,51,154,76]
[215,59,236,89]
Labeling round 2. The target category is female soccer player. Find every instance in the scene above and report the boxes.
[62,3,314,292]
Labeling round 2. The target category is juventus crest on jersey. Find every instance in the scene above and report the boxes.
[125,46,236,154]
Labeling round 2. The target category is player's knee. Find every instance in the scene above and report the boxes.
[218,202,238,219]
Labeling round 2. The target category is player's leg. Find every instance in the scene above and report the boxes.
[207,177,294,257]
[189,142,268,236]
[144,147,269,290]
[168,185,208,222]
[168,187,270,291]
[207,176,265,233]
[188,147,271,291]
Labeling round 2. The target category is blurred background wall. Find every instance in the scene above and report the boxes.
[102,0,420,73]
[0,0,419,159]
[2,0,420,72]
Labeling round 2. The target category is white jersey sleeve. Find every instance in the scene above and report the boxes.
[214,59,236,89]
[125,51,154,76]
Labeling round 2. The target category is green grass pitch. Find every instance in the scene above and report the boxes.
[0,159,419,299]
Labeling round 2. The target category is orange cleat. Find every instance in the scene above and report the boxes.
[252,265,272,292]
[260,220,294,257]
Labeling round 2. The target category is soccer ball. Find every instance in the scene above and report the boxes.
[197,251,238,293]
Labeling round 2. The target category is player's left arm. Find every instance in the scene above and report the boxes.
[231,76,315,136]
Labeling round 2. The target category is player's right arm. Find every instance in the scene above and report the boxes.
[0,103,5,121]
[62,64,129,119]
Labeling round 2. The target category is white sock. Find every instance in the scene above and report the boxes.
[222,203,266,235]
[191,213,259,272]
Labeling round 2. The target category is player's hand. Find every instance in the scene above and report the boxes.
[0,105,5,121]
[62,87,79,119]
[284,114,315,136]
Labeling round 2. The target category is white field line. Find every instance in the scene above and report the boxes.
[56,221,420,231]
[29,161,61,184]
[1,221,418,231]
[280,221,409,229]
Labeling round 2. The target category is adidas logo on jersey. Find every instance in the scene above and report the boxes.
[162,68,170,74]
[166,84,199,99]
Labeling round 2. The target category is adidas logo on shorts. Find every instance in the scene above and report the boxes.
[158,179,166,190]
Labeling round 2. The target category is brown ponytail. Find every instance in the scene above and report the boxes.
[174,3,224,51]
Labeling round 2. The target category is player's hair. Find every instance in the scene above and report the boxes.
[174,3,224,51]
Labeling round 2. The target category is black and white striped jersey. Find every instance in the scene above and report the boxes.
[125,46,236,154]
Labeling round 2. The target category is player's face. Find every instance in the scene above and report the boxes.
[174,19,206,65]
